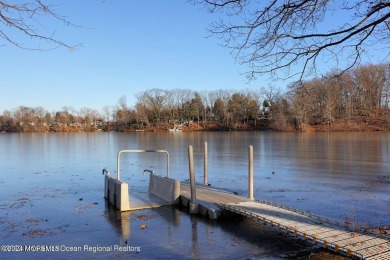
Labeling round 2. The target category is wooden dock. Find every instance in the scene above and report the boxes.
[180,183,390,260]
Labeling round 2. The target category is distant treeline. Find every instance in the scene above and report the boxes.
[1,64,390,133]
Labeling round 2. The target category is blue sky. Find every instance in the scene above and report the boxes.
[1,1,387,114]
[1,0,268,113]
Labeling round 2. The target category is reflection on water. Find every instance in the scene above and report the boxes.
[104,201,131,239]
[100,203,314,259]
[0,132,388,259]
[103,201,182,241]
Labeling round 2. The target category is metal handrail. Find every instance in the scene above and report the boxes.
[102,168,110,176]
[143,169,155,175]
[116,149,170,180]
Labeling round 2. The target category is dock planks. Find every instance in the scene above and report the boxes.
[179,183,390,259]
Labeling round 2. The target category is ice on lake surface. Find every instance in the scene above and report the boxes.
[0,132,388,259]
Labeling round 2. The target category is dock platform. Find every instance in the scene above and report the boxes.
[104,148,389,259]
[180,183,249,219]
[180,184,390,260]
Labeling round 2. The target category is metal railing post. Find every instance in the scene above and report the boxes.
[117,152,122,180]
[188,145,198,214]
[248,145,254,201]
[204,142,208,185]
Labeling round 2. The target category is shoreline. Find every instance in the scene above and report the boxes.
[2,119,390,133]
[2,127,390,134]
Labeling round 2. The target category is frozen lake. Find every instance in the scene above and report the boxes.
[1,132,389,259]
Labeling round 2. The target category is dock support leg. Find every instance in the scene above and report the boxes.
[248,145,254,201]
[204,142,208,186]
[188,145,199,214]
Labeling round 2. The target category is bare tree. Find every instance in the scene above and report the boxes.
[13,106,31,130]
[143,88,169,123]
[34,106,48,125]
[80,107,100,129]
[0,110,14,131]
[165,90,177,121]
[262,85,281,106]
[353,63,387,113]
[0,0,80,50]
[117,96,128,111]
[193,0,390,81]
[134,101,150,129]
[102,105,113,126]
[200,90,211,125]
[171,89,187,121]
[175,89,194,124]
[114,96,133,129]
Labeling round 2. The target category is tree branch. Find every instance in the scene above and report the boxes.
[197,0,390,81]
[0,0,81,50]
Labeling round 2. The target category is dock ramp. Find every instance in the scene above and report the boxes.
[103,149,180,211]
